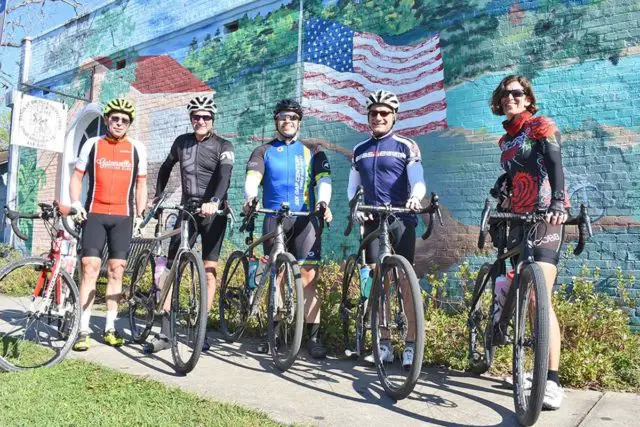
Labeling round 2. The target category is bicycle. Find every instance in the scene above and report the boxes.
[0,202,82,371]
[468,199,592,426]
[219,200,325,372]
[341,188,443,400]
[128,195,233,374]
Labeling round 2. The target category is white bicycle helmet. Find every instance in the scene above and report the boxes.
[187,96,217,115]
[366,90,400,112]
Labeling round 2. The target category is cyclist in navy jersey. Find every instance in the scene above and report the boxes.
[347,90,426,370]
[147,95,234,353]
[243,99,332,358]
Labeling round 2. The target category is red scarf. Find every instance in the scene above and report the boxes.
[502,111,533,137]
[502,111,557,140]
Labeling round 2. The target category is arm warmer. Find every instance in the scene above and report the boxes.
[407,161,427,200]
[317,177,332,205]
[347,167,362,201]
[244,172,261,200]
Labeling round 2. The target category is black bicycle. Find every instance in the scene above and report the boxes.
[342,188,443,400]
[129,195,233,374]
[469,199,592,426]
[219,201,327,371]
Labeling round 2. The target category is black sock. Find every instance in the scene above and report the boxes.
[307,323,320,341]
[547,370,560,386]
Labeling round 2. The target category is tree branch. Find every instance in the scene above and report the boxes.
[8,0,82,15]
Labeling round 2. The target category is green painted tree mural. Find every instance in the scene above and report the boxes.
[17,149,46,252]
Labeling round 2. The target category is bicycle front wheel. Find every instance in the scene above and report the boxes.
[267,252,304,372]
[341,254,367,359]
[128,249,155,344]
[170,251,207,375]
[0,257,81,371]
[468,262,495,374]
[219,251,250,342]
[513,263,549,426]
[370,255,425,400]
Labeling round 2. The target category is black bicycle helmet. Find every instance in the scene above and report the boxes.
[273,98,303,119]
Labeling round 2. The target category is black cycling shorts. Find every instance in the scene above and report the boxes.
[262,215,322,266]
[507,222,565,266]
[168,213,228,265]
[81,213,133,260]
[363,217,416,264]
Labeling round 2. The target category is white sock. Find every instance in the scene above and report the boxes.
[80,309,91,333]
[105,310,117,332]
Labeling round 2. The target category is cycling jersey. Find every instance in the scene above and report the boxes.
[499,111,570,214]
[246,139,330,212]
[75,135,147,217]
[350,131,423,225]
[155,132,234,203]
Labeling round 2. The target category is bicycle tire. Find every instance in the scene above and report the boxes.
[268,252,304,372]
[371,254,425,400]
[513,263,549,426]
[170,250,207,375]
[341,254,366,359]
[0,257,81,371]
[468,262,495,374]
[128,249,156,344]
[219,250,250,342]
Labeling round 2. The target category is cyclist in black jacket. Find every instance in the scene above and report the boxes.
[147,95,234,353]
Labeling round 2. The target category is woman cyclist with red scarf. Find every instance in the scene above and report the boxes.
[490,75,571,410]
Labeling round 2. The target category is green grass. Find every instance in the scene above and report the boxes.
[0,360,284,427]
[1,335,57,368]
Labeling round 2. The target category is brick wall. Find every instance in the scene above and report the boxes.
[17,0,640,327]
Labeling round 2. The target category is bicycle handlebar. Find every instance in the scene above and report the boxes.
[4,202,80,242]
[344,187,443,240]
[240,200,326,233]
[477,198,593,255]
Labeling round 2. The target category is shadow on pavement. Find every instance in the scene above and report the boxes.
[203,330,517,426]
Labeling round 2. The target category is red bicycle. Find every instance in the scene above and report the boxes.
[0,202,82,371]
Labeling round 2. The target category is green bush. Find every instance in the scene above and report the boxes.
[311,259,640,391]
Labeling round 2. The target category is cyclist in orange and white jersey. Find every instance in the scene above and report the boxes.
[69,98,148,351]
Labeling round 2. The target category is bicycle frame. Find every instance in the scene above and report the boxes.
[141,202,231,315]
[240,205,313,316]
[5,203,79,311]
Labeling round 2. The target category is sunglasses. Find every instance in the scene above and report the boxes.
[275,112,300,122]
[191,115,213,122]
[368,110,393,118]
[109,115,130,125]
[501,89,526,99]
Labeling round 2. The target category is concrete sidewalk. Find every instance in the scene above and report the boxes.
[68,318,640,427]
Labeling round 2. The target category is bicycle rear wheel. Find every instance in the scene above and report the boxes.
[128,249,155,344]
[468,262,495,374]
[370,255,424,400]
[513,263,549,426]
[219,251,250,342]
[268,252,304,372]
[170,251,207,375]
[341,254,367,359]
[0,257,80,371]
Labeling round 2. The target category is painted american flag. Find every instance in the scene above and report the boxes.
[302,18,447,137]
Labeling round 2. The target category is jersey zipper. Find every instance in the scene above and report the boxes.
[373,138,379,206]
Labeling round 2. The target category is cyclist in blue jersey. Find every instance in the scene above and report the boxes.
[347,90,426,370]
[243,99,332,359]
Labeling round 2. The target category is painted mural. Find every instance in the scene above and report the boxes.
[22,0,640,320]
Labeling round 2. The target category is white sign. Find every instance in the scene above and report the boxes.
[10,92,67,153]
